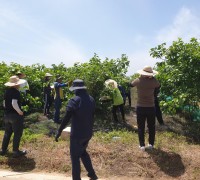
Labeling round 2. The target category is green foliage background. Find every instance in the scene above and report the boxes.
[150,38,200,120]
[1,37,200,123]
[0,54,129,122]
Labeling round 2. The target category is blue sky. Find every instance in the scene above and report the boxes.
[1,0,200,75]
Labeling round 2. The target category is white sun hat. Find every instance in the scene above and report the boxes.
[45,73,53,77]
[4,76,25,87]
[104,79,118,88]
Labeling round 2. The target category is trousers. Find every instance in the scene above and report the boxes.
[70,137,97,180]
[136,107,156,146]
[54,98,62,122]
[112,104,125,122]
[1,113,24,152]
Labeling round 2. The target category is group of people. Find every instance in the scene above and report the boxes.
[105,72,164,130]
[0,65,164,180]
[0,75,98,180]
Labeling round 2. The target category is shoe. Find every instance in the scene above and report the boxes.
[90,177,98,180]
[0,150,7,156]
[12,150,27,158]
[88,173,98,180]
[89,175,98,180]
[146,144,154,150]
[139,146,145,151]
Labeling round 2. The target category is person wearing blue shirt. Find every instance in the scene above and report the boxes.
[55,79,98,180]
[53,76,67,124]
[118,84,126,105]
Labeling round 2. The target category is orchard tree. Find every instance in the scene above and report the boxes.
[0,54,130,125]
[63,54,130,107]
[150,38,200,118]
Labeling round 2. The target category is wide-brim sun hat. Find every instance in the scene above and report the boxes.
[16,71,26,78]
[4,76,25,87]
[137,66,158,76]
[105,79,118,88]
[45,73,53,77]
[69,79,87,91]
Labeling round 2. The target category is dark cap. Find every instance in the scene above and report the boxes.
[69,79,87,91]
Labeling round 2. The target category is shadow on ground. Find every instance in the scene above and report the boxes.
[147,148,185,177]
[7,155,36,172]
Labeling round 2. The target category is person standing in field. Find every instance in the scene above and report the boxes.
[0,76,27,158]
[125,83,132,106]
[16,71,30,107]
[53,75,68,124]
[118,84,126,105]
[55,79,98,180]
[16,71,29,94]
[43,73,53,117]
[105,79,125,123]
[154,86,165,125]
[130,66,160,151]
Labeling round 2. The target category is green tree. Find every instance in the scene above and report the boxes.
[0,54,130,120]
[150,38,200,118]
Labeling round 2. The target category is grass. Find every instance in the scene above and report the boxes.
[94,129,138,144]
[0,107,200,179]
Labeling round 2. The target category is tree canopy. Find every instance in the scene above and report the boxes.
[150,38,200,119]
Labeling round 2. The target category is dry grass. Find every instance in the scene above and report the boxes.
[1,130,199,179]
[0,104,200,179]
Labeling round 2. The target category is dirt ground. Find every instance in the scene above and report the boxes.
[0,88,200,179]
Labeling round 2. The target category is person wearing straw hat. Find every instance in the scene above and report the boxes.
[105,79,125,123]
[16,71,29,94]
[130,66,160,151]
[55,79,98,180]
[43,73,53,116]
[0,76,27,158]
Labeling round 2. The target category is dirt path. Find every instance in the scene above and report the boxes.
[0,169,141,180]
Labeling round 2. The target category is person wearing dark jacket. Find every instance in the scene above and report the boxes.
[43,73,53,116]
[53,76,67,124]
[118,85,126,105]
[55,79,98,180]
[154,86,164,125]
[0,76,27,158]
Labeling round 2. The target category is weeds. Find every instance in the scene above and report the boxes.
[21,129,43,144]
[94,130,137,144]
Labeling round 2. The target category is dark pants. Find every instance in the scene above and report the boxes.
[1,113,24,152]
[136,107,156,147]
[44,94,53,115]
[54,98,61,122]
[155,98,164,125]
[70,137,97,180]
[125,92,131,106]
[112,104,125,122]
